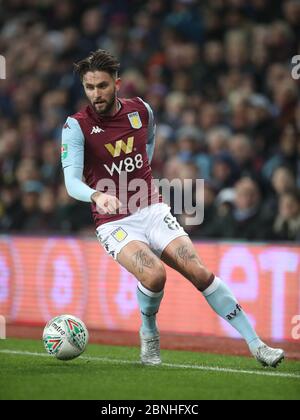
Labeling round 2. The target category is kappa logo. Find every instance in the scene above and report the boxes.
[105,137,135,158]
[103,241,116,259]
[91,126,105,135]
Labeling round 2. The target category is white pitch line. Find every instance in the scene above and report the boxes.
[0,349,300,380]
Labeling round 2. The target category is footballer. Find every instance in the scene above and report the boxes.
[62,49,284,368]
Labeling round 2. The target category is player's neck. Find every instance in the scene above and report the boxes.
[101,99,121,118]
[112,99,121,116]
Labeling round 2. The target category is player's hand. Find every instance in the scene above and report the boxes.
[91,192,122,215]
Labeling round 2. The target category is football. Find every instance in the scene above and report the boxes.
[43,315,89,361]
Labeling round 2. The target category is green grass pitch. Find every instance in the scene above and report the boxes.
[0,338,299,400]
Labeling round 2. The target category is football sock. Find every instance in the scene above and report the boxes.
[202,277,264,355]
[137,282,164,338]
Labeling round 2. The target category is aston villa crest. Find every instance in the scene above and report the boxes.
[128,112,142,129]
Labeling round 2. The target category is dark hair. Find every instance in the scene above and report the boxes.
[74,49,120,81]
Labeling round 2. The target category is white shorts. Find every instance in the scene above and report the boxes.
[96,203,188,260]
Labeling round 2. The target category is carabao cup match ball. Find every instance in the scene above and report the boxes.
[43,315,89,361]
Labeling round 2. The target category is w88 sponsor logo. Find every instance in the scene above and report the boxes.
[104,154,144,176]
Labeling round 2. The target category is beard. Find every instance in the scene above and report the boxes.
[92,92,116,116]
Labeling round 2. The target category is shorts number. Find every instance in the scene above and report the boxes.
[164,214,181,231]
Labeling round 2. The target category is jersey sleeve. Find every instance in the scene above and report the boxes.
[61,117,97,203]
[63,166,97,203]
[61,117,85,169]
[138,98,156,163]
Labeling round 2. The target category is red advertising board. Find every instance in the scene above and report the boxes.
[0,237,299,342]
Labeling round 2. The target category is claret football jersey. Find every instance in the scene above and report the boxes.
[62,97,162,228]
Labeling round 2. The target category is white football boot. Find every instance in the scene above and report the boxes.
[254,344,285,368]
[140,330,161,366]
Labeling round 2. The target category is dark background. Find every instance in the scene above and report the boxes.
[0,0,299,241]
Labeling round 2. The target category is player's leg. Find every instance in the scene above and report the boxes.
[118,240,166,292]
[160,235,214,291]
[96,214,166,365]
[160,235,285,368]
[117,240,166,365]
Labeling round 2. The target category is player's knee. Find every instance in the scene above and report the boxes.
[190,263,214,292]
[145,264,166,292]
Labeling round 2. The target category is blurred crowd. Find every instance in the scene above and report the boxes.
[0,0,299,242]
